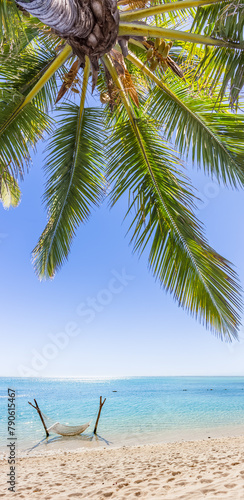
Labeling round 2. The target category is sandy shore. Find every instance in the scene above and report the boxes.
[1,436,244,499]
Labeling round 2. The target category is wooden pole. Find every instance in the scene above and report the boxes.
[28,399,49,438]
[94,396,106,435]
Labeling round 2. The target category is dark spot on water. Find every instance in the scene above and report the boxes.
[112,391,117,392]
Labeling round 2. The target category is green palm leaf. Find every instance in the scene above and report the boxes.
[0,32,65,111]
[127,51,244,187]
[193,46,244,110]
[32,62,106,279]
[0,170,21,208]
[149,79,244,187]
[0,44,71,178]
[0,88,52,177]
[107,116,242,339]
[0,0,23,40]
[190,1,244,107]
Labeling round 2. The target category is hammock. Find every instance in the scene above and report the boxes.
[46,421,91,436]
[28,398,106,438]
[41,411,91,436]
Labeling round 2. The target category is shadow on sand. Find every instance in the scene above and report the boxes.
[26,432,111,454]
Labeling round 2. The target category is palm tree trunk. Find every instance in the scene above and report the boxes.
[16,0,119,61]
[17,0,93,38]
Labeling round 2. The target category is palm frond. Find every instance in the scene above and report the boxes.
[149,79,244,187]
[190,1,244,107]
[0,44,58,111]
[0,0,24,40]
[0,44,72,178]
[32,61,106,279]
[119,0,196,25]
[103,52,242,339]
[0,88,52,178]
[119,22,242,49]
[0,170,21,208]
[193,46,244,110]
[107,116,242,339]
[191,1,242,39]
[127,51,244,187]
[119,0,218,22]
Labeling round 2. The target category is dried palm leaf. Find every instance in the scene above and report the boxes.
[122,68,139,106]
[55,59,80,104]
[118,0,148,8]
[110,49,139,106]
[166,56,185,79]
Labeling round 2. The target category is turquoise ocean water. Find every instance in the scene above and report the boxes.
[0,377,244,454]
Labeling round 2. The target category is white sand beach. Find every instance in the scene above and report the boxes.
[1,435,244,499]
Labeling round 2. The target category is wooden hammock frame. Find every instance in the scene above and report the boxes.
[28,396,106,438]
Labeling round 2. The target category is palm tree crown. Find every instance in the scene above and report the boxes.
[0,0,243,339]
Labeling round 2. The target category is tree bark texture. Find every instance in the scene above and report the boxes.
[17,0,119,63]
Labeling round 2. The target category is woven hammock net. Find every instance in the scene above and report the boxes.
[40,411,91,436]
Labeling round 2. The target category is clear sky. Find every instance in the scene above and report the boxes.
[1,98,244,378]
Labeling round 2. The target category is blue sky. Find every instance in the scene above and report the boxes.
[1,102,244,377]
